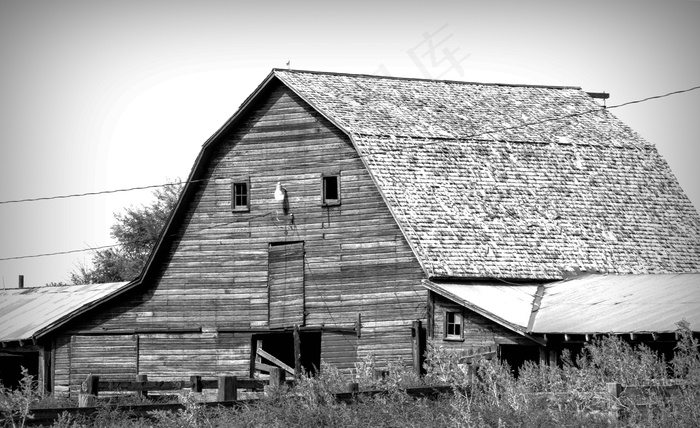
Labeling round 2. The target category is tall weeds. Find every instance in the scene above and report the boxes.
[0,367,40,428]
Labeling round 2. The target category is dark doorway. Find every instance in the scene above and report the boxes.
[499,345,540,377]
[252,331,321,376]
[0,352,39,389]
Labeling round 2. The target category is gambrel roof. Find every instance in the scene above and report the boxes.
[271,69,700,280]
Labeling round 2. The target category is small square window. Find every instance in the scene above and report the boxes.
[322,174,340,206]
[232,178,250,212]
[445,311,464,341]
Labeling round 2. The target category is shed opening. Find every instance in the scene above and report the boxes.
[251,332,321,377]
[0,351,38,389]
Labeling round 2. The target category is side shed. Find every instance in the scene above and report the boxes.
[0,282,129,393]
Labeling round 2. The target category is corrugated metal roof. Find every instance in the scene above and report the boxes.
[531,274,700,334]
[423,279,541,343]
[0,282,130,342]
[426,274,700,335]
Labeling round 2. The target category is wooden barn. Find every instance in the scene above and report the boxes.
[2,69,699,396]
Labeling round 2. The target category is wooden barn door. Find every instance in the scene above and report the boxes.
[268,241,305,328]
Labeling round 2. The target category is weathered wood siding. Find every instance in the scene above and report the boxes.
[56,81,427,393]
[431,294,531,356]
[68,335,137,396]
[268,242,305,328]
[138,333,251,380]
[52,336,71,397]
[321,332,358,372]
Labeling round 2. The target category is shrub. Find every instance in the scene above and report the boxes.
[0,367,41,428]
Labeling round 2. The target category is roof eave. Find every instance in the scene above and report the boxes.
[136,70,284,286]
[31,282,135,341]
[423,279,545,346]
[30,71,287,332]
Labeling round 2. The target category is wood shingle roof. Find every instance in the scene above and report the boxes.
[274,69,700,280]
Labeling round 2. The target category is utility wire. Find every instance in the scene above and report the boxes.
[610,85,700,109]
[0,180,194,205]
[0,239,156,262]
[0,85,698,207]
[355,84,700,144]
[1,84,698,262]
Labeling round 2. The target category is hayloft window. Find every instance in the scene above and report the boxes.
[445,311,464,341]
[321,173,340,206]
[232,178,250,212]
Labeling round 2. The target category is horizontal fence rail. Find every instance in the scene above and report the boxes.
[78,369,289,407]
[3,376,697,426]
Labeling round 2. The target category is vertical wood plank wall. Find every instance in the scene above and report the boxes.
[55,81,427,394]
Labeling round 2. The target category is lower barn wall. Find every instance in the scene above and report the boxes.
[68,335,137,397]
[53,324,423,396]
[321,332,358,373]
[137,333,252,381]
[55,333,252,398]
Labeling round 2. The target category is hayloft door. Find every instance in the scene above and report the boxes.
[268,241,305,328]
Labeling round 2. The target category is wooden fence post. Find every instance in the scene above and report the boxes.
[607,382,623,420]
[467,365,475,384]
[190,375,203,393]
[136,374,148,399]
[373,369,388,382]
[78,374,99,407]
[269,367,286,389]
[217,376,237,402]
[412,320,425,376]
[293,324,302,377]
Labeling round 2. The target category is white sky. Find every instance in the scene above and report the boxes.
[1,0,698,287]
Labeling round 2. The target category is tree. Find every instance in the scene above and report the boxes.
[70,180,182,284]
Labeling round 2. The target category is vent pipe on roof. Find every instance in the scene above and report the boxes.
[18,275,24,289]
[586,91,609,108]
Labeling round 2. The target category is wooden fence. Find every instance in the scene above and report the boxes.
[77,369,288,407]
[607,382,689,419]
[3,376,695,426]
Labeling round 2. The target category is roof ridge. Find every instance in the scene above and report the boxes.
[272,67,582,91]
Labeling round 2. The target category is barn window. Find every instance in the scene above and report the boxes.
[232,178,250,212]
[321,173,340,206]
[444,311,464,341]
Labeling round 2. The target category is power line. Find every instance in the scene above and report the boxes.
[610,85,700,109]
[0,211,402,262]
[0,180,194,205]
[1,84,699,262]
[0,239,156,262]
[356,84,700,144]
[0,85,698,207]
